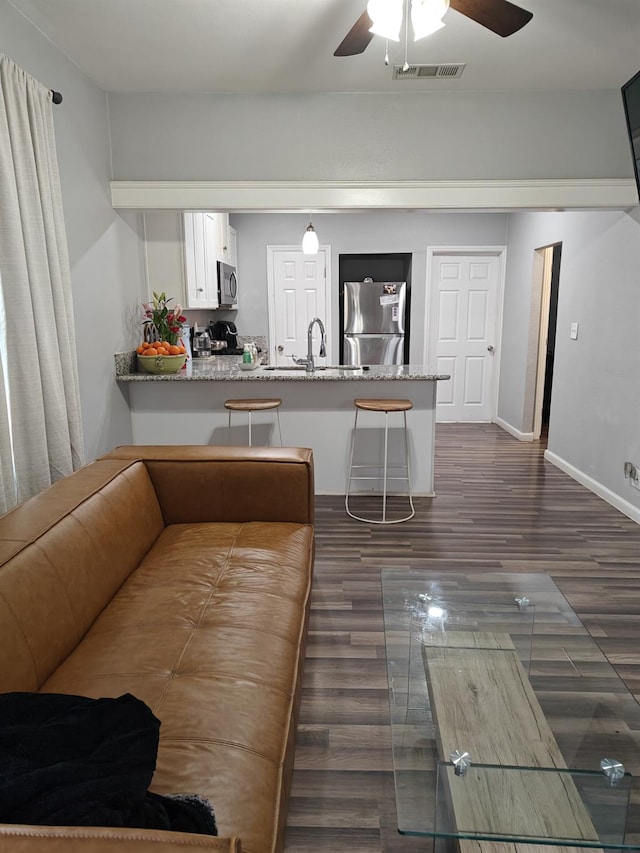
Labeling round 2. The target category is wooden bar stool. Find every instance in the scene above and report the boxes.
[224,398,283,446]
[345,398,415,524]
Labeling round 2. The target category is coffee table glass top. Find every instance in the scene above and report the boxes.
[381,570,640,848]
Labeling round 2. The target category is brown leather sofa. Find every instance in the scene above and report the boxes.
[0,446,315,853]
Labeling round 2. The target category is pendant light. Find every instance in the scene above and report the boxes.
[302,219,319,255]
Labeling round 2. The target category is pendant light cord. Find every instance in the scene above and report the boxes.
[403,0,409,71]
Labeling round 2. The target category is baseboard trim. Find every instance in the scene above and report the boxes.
[544,450,640,526]
[494,417,535,442]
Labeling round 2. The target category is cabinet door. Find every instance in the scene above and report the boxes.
[215,212,229,263]
[184,212,219,309]
[227,225,237,269]
[202,213,220,308]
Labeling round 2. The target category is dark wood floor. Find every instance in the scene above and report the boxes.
[285,423,640,852]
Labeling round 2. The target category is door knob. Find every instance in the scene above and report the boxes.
[277,345,284,352]
[487,345,495,353]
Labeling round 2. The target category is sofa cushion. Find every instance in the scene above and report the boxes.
[41,520,314,853]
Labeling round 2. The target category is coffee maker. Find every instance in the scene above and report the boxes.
[192,329,212,358]
[210,321,240,353]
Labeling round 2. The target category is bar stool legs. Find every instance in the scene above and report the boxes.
[224,398,283,446]
[345,398,415,524]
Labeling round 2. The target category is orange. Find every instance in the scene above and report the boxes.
[145,347,158,356]
[177,345,186,354]
[168,345,181,355]
[136,344,145,354]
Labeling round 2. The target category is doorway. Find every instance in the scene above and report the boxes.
[427,248,505,422]
[266,245,332,366]
[532,243,562,440]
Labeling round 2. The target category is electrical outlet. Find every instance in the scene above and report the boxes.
[624,461,640,488]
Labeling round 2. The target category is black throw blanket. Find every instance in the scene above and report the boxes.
[0,692,216,836]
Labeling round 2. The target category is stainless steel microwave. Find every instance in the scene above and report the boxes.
[217,261,238,308]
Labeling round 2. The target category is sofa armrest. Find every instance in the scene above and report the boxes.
[99,446,314,525]
[0,825,240,852]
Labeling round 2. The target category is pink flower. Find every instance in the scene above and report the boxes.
[141,291,183,346]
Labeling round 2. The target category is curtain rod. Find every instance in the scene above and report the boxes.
[51,90,63,105]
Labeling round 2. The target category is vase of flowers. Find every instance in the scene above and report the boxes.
[137,292,188,374]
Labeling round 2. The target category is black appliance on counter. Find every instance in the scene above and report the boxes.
[209,320,242,354]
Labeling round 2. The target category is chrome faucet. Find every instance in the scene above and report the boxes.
[307,317,327,372]
[291,317,327,372]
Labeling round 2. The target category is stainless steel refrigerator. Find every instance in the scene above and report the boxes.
[342,279,407,365]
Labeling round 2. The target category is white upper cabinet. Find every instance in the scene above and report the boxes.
[183,211,220,309]
[144,212,236,311]
[215,213,236,266]
[227,225,237,269]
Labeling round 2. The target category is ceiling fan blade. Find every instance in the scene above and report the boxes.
[449,0,533,37]
[334,9,374,56]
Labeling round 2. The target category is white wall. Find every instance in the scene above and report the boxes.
[499,208,640,517]
[107,90,633,182]
[0,0,145,460]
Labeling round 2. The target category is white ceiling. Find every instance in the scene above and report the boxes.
[7,0,640,95]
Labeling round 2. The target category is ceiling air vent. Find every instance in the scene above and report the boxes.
[392,62,465,80]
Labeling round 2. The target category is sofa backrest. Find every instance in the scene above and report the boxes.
[102,445,315,525]
[0,459,165,692]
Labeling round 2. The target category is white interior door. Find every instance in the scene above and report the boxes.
[428,251,503,422]
[267,247,331,366]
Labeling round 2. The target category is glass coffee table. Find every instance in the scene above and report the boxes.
[381,570,640,850]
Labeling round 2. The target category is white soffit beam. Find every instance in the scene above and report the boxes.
[110,179,638,212]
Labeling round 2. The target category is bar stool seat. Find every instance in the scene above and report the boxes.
[224,398,283,446]
[345,398,415,524]
[353,398,414,414]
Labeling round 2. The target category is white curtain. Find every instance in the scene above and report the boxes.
[0,54,85,513]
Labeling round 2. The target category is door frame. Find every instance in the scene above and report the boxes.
[424,246,507,422]
[532,246,554,439]
[266,245,333,365]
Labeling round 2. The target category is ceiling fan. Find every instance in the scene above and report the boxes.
[334,0,533,57]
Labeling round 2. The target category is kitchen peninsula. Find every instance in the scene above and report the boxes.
[116,356,449,495]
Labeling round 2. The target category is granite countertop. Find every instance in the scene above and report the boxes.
[114,352,449,382]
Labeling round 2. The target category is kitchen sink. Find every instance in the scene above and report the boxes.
[262,365,305,371]
[262,365,362,371]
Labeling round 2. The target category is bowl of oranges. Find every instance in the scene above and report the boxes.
[136,341,188,374]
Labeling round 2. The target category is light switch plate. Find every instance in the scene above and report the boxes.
[570,322,579,340]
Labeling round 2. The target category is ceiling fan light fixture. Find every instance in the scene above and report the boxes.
[367,0,403,42]
[302,222,319,255]
[411,0,449,40]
